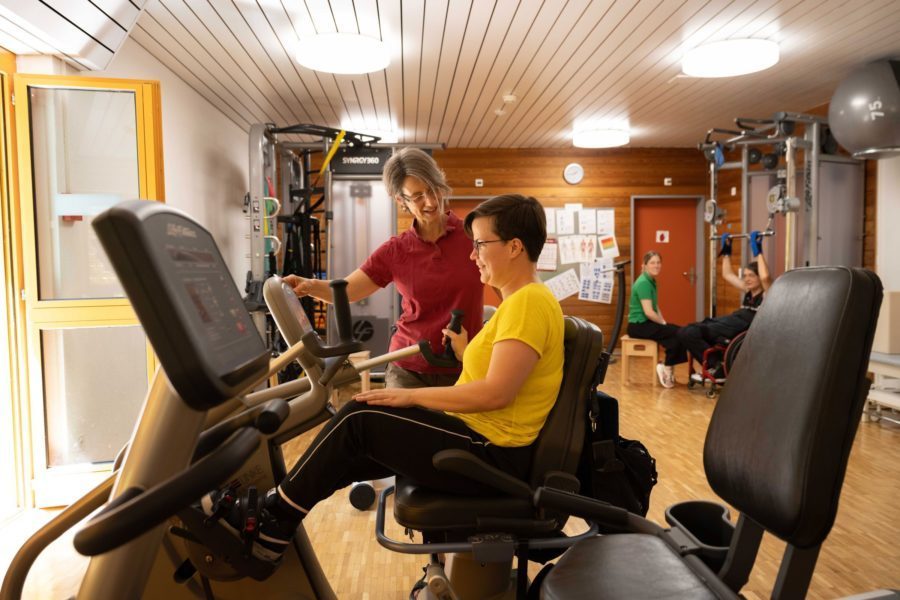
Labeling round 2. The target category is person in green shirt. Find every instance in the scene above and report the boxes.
[627,251,686,388]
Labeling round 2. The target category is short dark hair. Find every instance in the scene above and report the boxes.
[642,251,661,265]
[464,194,546,262]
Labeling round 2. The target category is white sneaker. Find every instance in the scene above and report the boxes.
[656,363,675,388]
[690,373,704,384]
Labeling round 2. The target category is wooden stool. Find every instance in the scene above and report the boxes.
[621,335,660,385]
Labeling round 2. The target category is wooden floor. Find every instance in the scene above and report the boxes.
[2,360,899,599]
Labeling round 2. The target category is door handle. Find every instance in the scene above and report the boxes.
[682,267,696,286]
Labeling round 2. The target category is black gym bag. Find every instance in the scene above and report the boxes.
[577,389,658,517]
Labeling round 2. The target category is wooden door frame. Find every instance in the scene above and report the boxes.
[11,74,164,507]
[0,56,23,514]
[630,195,706,321]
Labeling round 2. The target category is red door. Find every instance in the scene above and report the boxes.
[633,197,700,327]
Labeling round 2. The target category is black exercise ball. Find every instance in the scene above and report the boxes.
[828,59,900,159]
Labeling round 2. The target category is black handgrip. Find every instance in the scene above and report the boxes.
[193,398,289,460]
[418,310,464,368]
[295,280,363,358]
[255,399,290,434]
[533,487,630,526]
[444,309,465,357]
[330,280,353,343]
[74,428,260,556]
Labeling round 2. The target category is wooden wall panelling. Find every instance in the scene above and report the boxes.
[429,148,707,342]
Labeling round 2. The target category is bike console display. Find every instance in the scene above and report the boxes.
[93,200,270,409]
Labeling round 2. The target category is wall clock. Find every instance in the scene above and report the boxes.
[563,162,584,185]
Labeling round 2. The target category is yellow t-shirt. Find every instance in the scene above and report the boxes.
[449,282,564,447]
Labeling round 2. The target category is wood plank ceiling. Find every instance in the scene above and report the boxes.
[9,1,900,148]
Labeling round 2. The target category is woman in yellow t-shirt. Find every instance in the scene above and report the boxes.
[202,194,565,564]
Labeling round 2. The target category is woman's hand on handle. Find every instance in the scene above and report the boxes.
[281,269,379,304]
[442,326,468,361]
[282,274,317,298]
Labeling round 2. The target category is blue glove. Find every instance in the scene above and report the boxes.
[713,143,725,168]
[749,230,763,257]
[718,233,732,257]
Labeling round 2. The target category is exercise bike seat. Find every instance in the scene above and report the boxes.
[391,316,604,539]
[540,267,883,599]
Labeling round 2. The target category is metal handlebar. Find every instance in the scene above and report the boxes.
[709,229,775,242]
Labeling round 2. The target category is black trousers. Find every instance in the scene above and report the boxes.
[278,401,534,513]
[677,314,749,366]
[627,321,687,366]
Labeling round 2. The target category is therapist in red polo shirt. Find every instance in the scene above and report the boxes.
[283,147,484,388]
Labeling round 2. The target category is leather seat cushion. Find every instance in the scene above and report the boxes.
[541,534,719,600]
[393,479,533,531]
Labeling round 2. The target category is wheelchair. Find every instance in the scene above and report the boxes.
[687,330,748,398]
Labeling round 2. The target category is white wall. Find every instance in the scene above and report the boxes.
[876,155,900,290]
[82,39,251,287]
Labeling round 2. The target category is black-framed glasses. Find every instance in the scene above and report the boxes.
[398,189,434,204]
[472,239,506,256]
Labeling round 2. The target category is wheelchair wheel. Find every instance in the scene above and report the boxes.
[723,331,748,376]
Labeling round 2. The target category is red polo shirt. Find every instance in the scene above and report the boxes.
[360,211,485,375]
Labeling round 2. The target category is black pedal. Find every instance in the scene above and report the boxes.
[203,482,240,526]
[240,487,260,555]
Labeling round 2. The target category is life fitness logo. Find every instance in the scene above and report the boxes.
[352,319,375,342]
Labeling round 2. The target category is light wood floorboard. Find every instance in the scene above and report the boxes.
[2,360,898,598]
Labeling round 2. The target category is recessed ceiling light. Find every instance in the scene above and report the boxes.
[296,33,390,74]
[682,39,779,78]
[573,128,630,148]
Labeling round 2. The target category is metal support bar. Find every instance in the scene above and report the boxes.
[808,121,821,266]
[772,543,821,600]
[785,137,798,271]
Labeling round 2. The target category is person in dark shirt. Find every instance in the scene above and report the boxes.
[678,231,772,382]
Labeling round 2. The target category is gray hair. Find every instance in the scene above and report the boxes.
[382,147,452,201]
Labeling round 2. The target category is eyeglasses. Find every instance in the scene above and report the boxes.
[472,239,506,256]
[398,189,435,204]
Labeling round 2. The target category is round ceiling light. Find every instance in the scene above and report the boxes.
[296,33,390,74]
[682,39,779,78]
[573,128,630,148]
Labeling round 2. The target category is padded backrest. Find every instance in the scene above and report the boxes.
[528,316,604,488]
[704,267,882,548]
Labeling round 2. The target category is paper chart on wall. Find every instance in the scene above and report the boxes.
[596,208,615,236]
[598,234,620,258]
[555,210,575,235]
[537,240,558,271]
[578,277,614,304]
[544,207,557,234]
[578,208,597,234]
[579,258,616,303]
[544,269,581,301]
[580,258,615,281]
